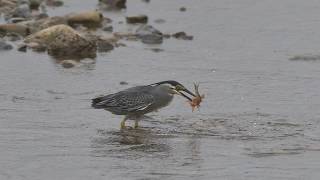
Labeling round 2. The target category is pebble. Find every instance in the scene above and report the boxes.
[60,60,78,68]
[179,7,187,12]
[172,31,193,40]
[97,40,114,52]
[126,15,148,24]
[136,25,163,44]
[0,39,13,51]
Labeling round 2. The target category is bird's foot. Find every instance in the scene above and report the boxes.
[120,120,126,129]
[134,121,139,129]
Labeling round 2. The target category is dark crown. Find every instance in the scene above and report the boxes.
[153,80,182,87]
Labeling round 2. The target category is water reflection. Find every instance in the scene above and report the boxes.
[90,126,206,179]
[91,128,171,159]
[51,57,96,70]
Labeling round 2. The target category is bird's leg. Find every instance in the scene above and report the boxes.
[120,116,128,129]
[134,120,139,129]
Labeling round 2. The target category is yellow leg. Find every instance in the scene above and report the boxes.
[134,120,139,129]
[120,117,128,129]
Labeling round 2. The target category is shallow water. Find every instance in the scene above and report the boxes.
[1,0,320,179]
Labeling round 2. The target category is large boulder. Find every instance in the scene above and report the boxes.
[24,24,96,59]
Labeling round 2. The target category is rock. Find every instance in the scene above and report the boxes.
[136,25,163,44]
[172,31,193,40]
[9,17,27,23]
[17,43,27,52]
[0,0,16,7]
[99,0,126,9]
[119,81,128,85]
[25,24,96,59]
[17,41,46,52]
[113,32,137,41]
[289,55,320,61]
[126,15,148,24]
[67,11,103,28]
[102,25,113,32]
[0,24,30,36]
[12,2,31,18]
[26,42,47,52]
[45,0,64,7]
[85,34,116,52]
[0,0,17,17]
[37,16,67,30]
[149,48,164,53]
[154,18,165,24]
[0,39,13,51]
[60,60,78,68]
[162,33,171,39]
[34,13,49,20]
[97,40,114,52]
[4,33,22,41]
[29,0,41,10]
[179,7,187,12]
[19,16,67,34]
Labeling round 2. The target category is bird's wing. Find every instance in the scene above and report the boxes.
[92,91,155,112]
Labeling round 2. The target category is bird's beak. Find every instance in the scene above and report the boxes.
[176,88,196,101]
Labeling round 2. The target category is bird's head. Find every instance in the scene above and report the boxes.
[152,80,196,101]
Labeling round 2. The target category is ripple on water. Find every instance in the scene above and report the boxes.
[91,112,319,159]
[142,112,305,141]
[91,129,171,159]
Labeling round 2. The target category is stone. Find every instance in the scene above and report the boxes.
[99,0,126,9]
[172,31,193,40]
[34,13,49,20]
[60,60,78,68]
[136,25,163,44]
[126,15,148,24]
[25,24,97,59]
[29,0,42,10]
[0,39,13,51]
[45,0,64,7]
[0,24,30,36]
[67,11,104,28]
[4,33,22,41]
[119,81,128,85]
[102,25,113,32]
[154,18,165,24]
[179,7,186,12]
[9,17,26,23]
[12,3,31,18]
[0,0,17,17]
[97,40,114,52]
[26,42,47,52]
[19,16,67,34]
[17,43,27,52]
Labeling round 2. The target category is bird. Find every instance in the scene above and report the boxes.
[91,80,196,129]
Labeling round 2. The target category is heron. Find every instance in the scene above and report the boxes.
[91,80,196,129]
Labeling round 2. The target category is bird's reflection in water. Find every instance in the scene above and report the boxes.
[91,127,172,159]
[182,136,203,168]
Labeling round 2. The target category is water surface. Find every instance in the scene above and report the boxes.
[1,0,320,179]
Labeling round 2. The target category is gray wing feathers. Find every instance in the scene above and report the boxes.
[92,91,154,113]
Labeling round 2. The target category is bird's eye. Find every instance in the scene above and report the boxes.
[175,85,184,91]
